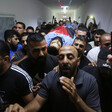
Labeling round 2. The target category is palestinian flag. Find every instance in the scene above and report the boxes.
[45,26,76,46]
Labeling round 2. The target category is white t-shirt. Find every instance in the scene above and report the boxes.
[87,46,100,62]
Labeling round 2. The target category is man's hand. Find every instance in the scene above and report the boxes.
[33,83,41,96]
[59,76,79,103]
[53,65,59,72]
[88,61,97,66]
[5,103,25,112]
[107,54,112,66]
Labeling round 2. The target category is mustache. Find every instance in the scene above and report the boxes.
[61,64,71,69]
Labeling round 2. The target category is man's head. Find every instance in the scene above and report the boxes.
[26,26,34,33]
[47,36,63,56]
[58,45,80,78]
[72,36,86,57]
[4,30,20,51]
[20,32,29,50]
[0,40,10,75]
[59,20,63,26]
[16,22,26,35]
[27,33,47,63]
[93,29,105,46]
[77,27,88,39]
[100,33,111,48]
[50,36,63,49]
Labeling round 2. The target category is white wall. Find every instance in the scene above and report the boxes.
[0,0,53,29]
[52,10,75,22]
[75,0,112,33]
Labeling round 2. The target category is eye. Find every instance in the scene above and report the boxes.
[73,43,78,46]
[58,55,64,60]
[32,49,40,53]
[15,38,19,41]
[67,54,74,60]
[80,45,84,48]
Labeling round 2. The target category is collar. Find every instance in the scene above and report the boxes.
[74,69,83,86]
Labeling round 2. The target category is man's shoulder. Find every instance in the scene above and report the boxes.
[46,70,59,78]
[78,69,96,82]
[10,64,31,77]
[45,54,58,70]
[18,57,30,66]
[46,54,58,61]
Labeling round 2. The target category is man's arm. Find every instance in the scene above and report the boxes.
[12,55,28,65]
[24,94,46,112]
[23,92,34,104]
[59,76,101,112]
[5,94,46,112]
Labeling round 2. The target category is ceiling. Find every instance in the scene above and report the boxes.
[39,0,88,10]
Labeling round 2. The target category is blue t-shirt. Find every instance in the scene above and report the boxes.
[10,43,23,59]
[38,69,101,112]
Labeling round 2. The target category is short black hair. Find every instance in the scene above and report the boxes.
[0,40,10,57]
[78,26,88,33]
[26,26,34,31]
[20,32,29,41]
[4,30,20,42]
[73,35,87,44]
[27,33,45,45]
[16,22,26,29]
[50,36,63,46]
[94,29,105,35]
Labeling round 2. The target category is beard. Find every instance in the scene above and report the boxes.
[10,41,18,51]
[29,55,46,66]
[59,63,77,78]
[94,41,100,46]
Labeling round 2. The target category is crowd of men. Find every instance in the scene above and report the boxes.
[0,19,112,112]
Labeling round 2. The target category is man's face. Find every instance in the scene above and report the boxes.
[26,29,34,33]
[21,35,28,50]
[28,40,47,63]
[94,34,101,46]
[58,45,79,78]
[50,39,62,50]
[16,24,25,35]
[72,39,86,57]
[77,30,87,38]
[101,35,111,48]
[9,35,19,51]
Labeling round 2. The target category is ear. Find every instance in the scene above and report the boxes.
[24,29,26,33]
[77,57,81,66]
[7,38,11,43]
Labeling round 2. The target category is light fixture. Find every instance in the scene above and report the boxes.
[61,6,69,14]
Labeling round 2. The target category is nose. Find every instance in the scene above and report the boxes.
[17,39,19,43]
[63,56,68,64]
[24,41,27,45]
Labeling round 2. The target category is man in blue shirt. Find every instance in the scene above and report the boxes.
[4,30,22,59]
[5,45,101,112]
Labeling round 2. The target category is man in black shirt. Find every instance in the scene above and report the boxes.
[0,40,34,112]
[72,36,90,68]
[18,33,58,85]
